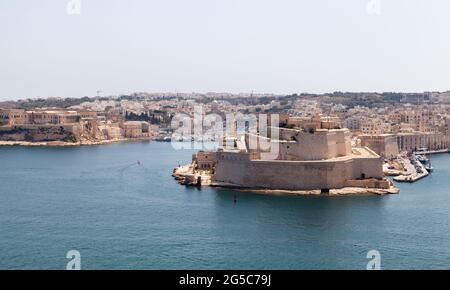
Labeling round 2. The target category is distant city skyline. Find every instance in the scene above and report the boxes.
[1,0,450,100]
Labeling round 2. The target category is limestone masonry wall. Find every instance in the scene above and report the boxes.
[213,152,383,190]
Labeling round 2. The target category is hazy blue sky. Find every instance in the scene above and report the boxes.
[1,0,449,100]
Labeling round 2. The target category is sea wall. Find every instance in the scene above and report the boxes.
[345,179,391,189]
[213,152,383,190]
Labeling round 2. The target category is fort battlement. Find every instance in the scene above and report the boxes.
[182,126,395,192]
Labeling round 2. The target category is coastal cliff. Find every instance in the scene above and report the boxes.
[0,125,78,143]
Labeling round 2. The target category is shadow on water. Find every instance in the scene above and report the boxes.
[211,187,388,234]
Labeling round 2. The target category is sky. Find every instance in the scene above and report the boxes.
[1,0,450,100]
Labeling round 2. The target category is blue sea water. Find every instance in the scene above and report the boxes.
[0,141,449,269]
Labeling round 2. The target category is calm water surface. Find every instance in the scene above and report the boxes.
[0,142,449,269]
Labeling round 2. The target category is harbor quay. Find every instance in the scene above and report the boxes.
[390,152,436,183]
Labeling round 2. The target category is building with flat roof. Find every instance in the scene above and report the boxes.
[396,131,448,152]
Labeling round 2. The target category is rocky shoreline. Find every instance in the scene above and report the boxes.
[210,182,399,196]
[228,186,400,196]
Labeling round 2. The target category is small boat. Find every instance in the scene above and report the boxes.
[415,154,429,164]
[155,136,172,142]
[425,160,433,172]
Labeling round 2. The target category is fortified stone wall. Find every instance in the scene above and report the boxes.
[273,129,352,160]
[345,179,391,189]
[213,152,383,190]
[348,156,384,180]
[359,135,399,158]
